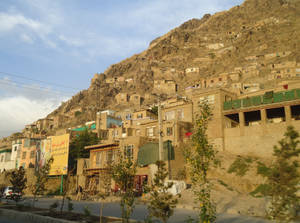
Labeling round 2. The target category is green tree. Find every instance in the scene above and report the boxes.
[111,154,137,223]
[10,166,27,204]
[147,160,178,223]
[31,157,54,207]
[69,129,99,170]
[98,164,112,223]
[183,101,218,223]
[256,126,300,222]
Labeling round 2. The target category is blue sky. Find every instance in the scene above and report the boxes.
[0,0,243,137]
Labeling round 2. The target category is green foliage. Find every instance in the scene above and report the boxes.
[147,161,178,223]
[227,156,253,176]
[31,157,54,207]
[217,180,233,191]
[83,205,91,217]
[10,166,27,204]
[74,111,82,117]
[69,129,99,170]
[256,161,271,177]
[49,201,59,212]
[250,184,271,197]
[183,101,218,223]
[150,106,158,116]
[112,154,137,223]
[256,126,300,222]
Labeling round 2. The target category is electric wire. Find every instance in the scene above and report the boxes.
[0,80,73,98]
[0,71,82,91]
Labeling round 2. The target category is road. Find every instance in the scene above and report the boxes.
[1,197,271,223]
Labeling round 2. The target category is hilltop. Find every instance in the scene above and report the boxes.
[2,0,300,138]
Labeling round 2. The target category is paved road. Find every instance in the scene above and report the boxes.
[1,197,271,223]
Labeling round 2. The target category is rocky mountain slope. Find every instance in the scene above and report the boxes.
[38,0,300,130]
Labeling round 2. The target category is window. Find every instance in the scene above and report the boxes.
[177,109,184,120]
[166,127,173,136]
[165,111,175,120]
[30,151,35,158]
[22,152,26,159]
[126,114,132,120]
[219,78,222,81]
[211,80,214,83]
[112,129,119,137]
[96,152,102,165]
[124,145,134,159]
[137,113,143,119]
[14,146,18,151]
[0,155,3,162]
[146,127,155,137]
[106,150,114,162]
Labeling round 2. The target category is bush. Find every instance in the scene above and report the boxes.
[227,156,253,176]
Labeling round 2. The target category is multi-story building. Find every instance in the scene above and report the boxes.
[19,138,41,168]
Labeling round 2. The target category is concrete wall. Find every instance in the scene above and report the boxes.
[224,120,300,157]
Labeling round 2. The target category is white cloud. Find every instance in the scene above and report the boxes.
[0,96,60,137]
[58,35,84,47]
[0,77,70,137]
[0,12,47,33]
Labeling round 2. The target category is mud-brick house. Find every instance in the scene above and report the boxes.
[19,138,41,169]
[0,146,14,172]
[153,80,177,95]
[115,93,129,104]
[129,94,142,106]
[83,135,151,193]
[11,139,22,169]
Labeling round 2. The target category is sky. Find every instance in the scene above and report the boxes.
[0,0,243,138]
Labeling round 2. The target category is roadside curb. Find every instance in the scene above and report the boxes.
[0,208,78,223]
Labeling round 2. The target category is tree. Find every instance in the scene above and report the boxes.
[183,101,219,223]
[257,126,300,222]
[98,164,112,223]
[10,166,27,204]
[69,129,99,170]
[147,160,178,223]
[60,169,74,214]
[111,154,137,223]
[31,157,54,207]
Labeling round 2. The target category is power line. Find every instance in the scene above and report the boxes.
[0,71,82,91]
[0,80,73,98]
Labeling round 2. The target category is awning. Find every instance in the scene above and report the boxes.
[137,140,174,166]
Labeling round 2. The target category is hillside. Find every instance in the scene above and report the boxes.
[25,0,300,132]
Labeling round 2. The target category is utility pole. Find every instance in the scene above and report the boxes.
[158,100,164,161]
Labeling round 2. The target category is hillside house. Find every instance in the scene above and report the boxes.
[115,93,129,104]
[153,80,177,95]
[19,138,41,169]
[105,77,117,84]
[117,76,125,82]
[185,67,199,74]
[129,94,142,106]
[0,146,14,172]
[125,78,134,83]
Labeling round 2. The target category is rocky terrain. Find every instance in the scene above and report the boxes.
[43,0,300,130]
